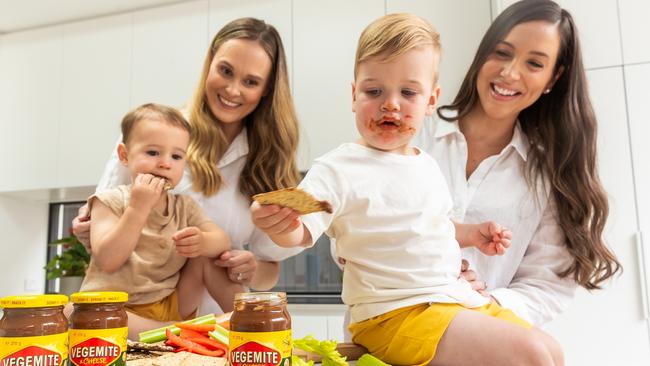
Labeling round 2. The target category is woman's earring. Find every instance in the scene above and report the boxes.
[543,88,551,94]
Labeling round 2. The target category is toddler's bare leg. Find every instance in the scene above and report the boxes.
[429,309,563,366]
[176,257,244,316]
[125,311,172,340]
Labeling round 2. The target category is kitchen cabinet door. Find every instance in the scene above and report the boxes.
[292,0,384,170]
[58,14,132,188]
[544,67,650,366]
[131,0,209,108]
[387,0,491,106]
[625,63,650,309]
[0,26,63,192]
[619,0,650,64]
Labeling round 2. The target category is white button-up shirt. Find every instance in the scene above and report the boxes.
[96,127,303,313]
[414,117,577,325]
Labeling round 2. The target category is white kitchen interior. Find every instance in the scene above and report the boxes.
[0,0,649,364]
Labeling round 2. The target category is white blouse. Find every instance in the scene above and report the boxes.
[96,127,303,313]
[414,117,577,325]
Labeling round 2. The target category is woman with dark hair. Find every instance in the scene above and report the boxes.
[416,0,621,331]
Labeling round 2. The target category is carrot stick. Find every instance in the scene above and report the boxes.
[175,322,216,332]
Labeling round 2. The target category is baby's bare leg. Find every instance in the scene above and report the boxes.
[125,311,173,340]
[429,309,563,366]
[176,257,244,316]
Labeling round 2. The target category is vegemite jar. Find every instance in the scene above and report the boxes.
[230,292,292,366]
[68,292,128,366]
[0,294,69,366]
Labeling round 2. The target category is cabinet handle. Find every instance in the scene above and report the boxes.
[636,231,649,320]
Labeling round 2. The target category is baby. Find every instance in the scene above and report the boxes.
[81,103,242,338]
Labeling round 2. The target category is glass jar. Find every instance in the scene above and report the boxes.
[0,294,69,365]
[230,292,292,366]
[68,291,128,366]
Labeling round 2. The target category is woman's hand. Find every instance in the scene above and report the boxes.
[213,249,258,286]
[72,204,92,249]
[460,259,488,297]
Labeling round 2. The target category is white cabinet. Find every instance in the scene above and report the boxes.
[387,0,492,105]
[58,14,132,188]
[625,63,650,261]
[544,67,650,366]
[0,26,63,191]
[131,0,209,108]
[619,0,650,64]
[289,304,347,341]
[493,0,622,70]
[292,0,384,169]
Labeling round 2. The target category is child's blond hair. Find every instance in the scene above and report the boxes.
[354,13,441,82]
[121,103,191,144]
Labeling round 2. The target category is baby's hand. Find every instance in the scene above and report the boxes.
[250,201,302,237]
[130,173,166,212]
[474,221,512,256]
[172,226,203,257]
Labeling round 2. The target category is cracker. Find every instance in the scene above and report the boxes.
[252,187,332,215]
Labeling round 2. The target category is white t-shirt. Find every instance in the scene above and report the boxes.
[413,116,576,325]
[96,127,303,313]
[300,143,488,323]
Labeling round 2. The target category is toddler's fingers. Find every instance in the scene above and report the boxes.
[502,230,513,240]
[461,259,469,272]
[172,227,199,241]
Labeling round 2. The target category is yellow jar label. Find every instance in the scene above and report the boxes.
[68,327,127,366]
[0,332,68,366]
[230,330,292,366]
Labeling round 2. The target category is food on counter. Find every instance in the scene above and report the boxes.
[127,350,227,366]
[0,294,69,366]
[165,329,225,357]
[68,291,129,366]
[229,292,292,366]
[138,313,218,343]
[293,335,349,366]
[252,187,333,214]
[208,323,229,346]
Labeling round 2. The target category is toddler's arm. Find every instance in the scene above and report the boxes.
[172,222,231,258]
[454,221,512,256]
[250,201,312,247]
[90,174,166,272]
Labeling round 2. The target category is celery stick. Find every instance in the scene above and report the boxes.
[357,354,390,366]
[138,313,215,343]
[208,329,229,346]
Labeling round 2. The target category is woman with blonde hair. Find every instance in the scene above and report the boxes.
[73,17,302,318]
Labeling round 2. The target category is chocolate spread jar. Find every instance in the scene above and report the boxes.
[0,294,69,365]
[68,292,128,366]
[229,292,292,366]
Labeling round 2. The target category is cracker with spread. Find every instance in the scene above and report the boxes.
[252,187,332,215]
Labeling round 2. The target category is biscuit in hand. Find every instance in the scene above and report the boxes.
[252,187,333,215]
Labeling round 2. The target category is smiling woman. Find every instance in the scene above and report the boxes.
[416,0,621,329]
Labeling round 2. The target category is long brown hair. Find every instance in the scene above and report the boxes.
[187,17,300,197]
[438,0,620,289]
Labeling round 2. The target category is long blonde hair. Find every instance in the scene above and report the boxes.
[187,17,300,197]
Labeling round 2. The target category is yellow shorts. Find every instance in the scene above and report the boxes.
[349,302,531,366]
[125,291,196,322]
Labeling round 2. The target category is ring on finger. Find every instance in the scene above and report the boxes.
[236,272,244,281]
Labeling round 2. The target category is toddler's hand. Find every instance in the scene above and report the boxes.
[172,226,203,257]
[250,201,302,236]
[474,221,512,256]
[130,173,166,212]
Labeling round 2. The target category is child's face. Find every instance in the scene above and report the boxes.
[118,119,190,187]
[352,47,440,155]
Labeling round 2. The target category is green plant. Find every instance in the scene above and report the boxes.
[44,234,91,280]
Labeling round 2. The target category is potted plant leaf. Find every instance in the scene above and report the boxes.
[44,234,91,296]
